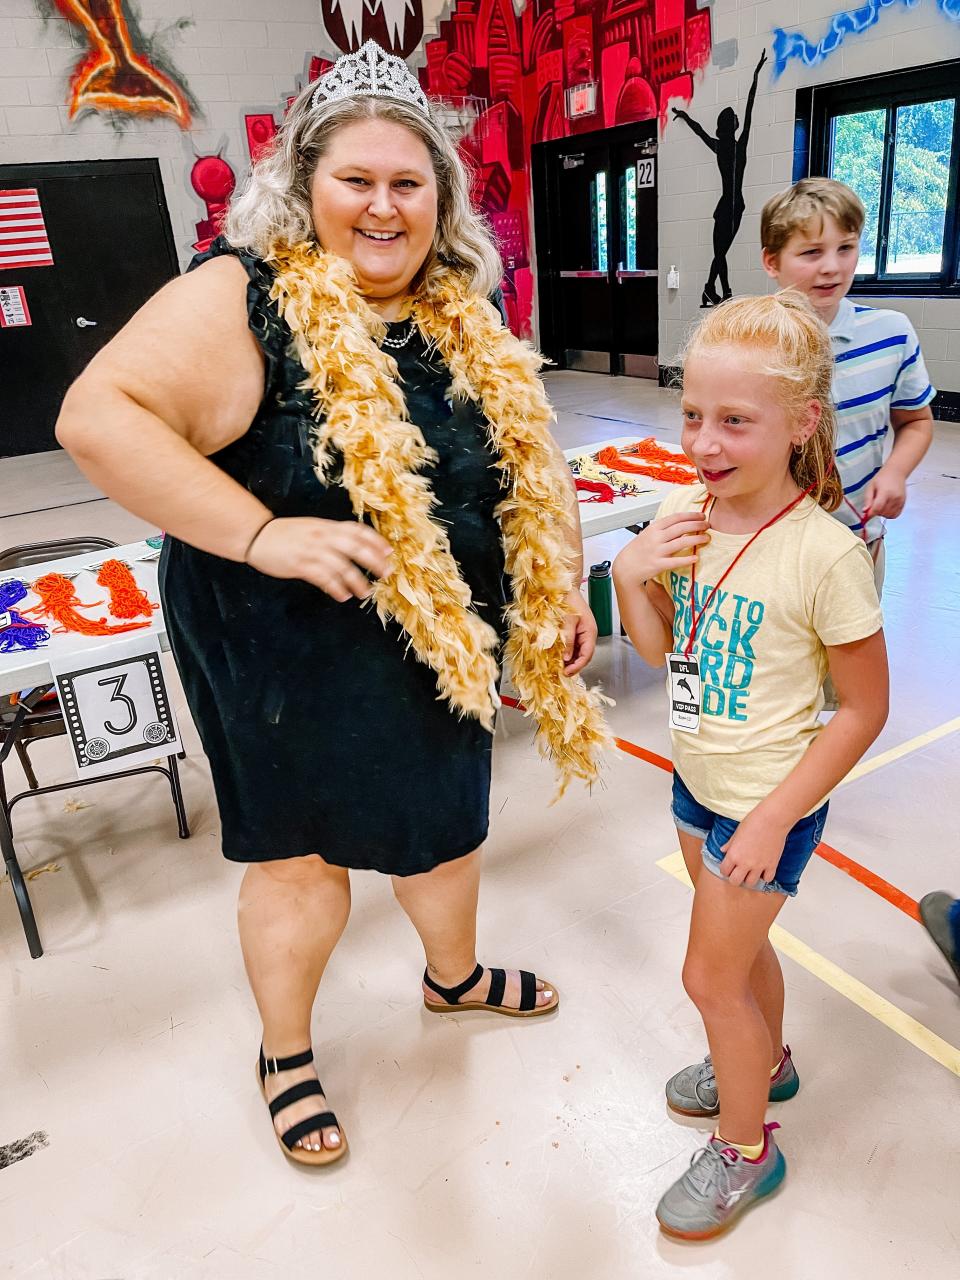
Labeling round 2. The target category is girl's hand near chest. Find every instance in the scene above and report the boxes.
[613,512,710,585]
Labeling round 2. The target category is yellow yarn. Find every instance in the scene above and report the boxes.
[267,241,611,792]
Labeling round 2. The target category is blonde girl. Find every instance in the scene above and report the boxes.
[613,291,888,1239]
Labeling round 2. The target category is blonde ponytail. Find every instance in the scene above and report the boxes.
[682,290,843,512]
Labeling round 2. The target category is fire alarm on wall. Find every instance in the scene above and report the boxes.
[566,83,597,119]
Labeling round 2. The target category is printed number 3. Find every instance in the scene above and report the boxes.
[98,673,137,735]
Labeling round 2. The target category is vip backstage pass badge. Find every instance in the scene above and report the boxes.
[50,636,180,778]
[667,652,701,734]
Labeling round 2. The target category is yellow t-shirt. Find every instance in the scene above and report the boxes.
[654,483,883,820]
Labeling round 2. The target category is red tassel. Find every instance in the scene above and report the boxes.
[575,478,616,503]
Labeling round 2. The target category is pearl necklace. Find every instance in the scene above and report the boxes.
[379,320,415,350]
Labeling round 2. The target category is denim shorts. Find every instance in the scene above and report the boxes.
[671,771,828,898]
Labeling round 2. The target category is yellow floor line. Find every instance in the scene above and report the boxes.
[839,714,960,788]
[657,851,960,1078]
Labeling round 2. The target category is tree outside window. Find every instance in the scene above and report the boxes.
[831,98,955,277]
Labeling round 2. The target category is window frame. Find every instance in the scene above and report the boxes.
[795,61,960,298]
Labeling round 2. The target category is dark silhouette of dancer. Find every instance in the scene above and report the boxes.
[673,49,767,307]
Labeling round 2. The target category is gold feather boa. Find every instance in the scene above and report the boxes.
[266,240,611,792]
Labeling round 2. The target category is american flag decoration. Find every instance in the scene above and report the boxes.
[0,189,54,271]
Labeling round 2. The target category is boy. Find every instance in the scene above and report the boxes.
[760,178,935,565]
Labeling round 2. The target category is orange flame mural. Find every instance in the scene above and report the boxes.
[55,0,192,127]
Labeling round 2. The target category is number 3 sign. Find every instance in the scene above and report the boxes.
[50,636,181,778]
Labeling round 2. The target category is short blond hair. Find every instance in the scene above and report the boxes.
[761,178,865,256]
[682,290,843,512]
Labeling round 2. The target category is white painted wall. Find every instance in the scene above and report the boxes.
[0,0,329,269]
[658,0,960,394]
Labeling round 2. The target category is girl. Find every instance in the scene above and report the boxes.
[613,292,888,1239]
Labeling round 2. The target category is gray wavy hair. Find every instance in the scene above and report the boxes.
[224,87,503,298]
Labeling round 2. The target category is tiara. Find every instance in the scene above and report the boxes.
[311,40,430,116]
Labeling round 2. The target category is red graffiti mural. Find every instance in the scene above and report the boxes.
[190,153,236,253]
[244,113,279,165]
[420,0,713,334]
[321,0,425,59]
[53,0,192,127]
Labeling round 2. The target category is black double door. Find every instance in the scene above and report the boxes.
[533,121,658,377]
[0,159,179,457]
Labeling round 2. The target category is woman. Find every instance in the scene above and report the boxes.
[56,42,608,1167]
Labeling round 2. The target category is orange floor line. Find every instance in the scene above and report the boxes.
[814,842,920,920]
[501,696,919,919]
[612,735,674,772]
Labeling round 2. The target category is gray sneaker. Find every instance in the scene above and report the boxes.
[919,892,960,983]
[656,1123,786,1240]
[665,1046,799,1117]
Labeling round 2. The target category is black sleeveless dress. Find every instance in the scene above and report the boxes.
[159,239,508,873]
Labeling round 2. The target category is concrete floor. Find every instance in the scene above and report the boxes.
[1,372,959,1279]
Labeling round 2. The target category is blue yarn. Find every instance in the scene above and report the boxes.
[0,581,50,651]
[0,614,50,651]
[0,579,28,610]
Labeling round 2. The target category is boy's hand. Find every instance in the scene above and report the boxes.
[718,808,787,888]
[863,465,907,520]
[613,512,709,586]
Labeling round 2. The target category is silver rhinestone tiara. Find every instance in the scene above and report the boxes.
[311,40,430,116]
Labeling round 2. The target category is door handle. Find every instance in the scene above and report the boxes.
[75,316,98,328]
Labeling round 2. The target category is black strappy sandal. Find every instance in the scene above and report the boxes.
[257,1046,348,1167]
[422,962,560,1018]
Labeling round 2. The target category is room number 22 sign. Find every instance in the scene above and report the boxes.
[51,636,181,778]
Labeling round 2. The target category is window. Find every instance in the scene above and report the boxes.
[798,61,960,297]
[620,164,637,272]
[829,108,884,275]
[591,169,608,273]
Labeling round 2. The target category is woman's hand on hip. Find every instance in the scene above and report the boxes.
[246,517,392,602]
[561,587,597,676]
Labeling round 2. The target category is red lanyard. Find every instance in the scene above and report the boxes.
[842,492,871,542]
[685,486,814,657]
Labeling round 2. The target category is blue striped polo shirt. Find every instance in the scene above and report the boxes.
[829,297,936,542]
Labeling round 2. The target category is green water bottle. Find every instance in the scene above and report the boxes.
[588,560,613,637]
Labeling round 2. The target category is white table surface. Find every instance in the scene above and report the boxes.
[566,435,697,538]
[0,540,167,698]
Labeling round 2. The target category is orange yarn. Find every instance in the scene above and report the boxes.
[621,437,691,465]
[25,573,152,637]
[596,438,698,485]
[97,559,158,620]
